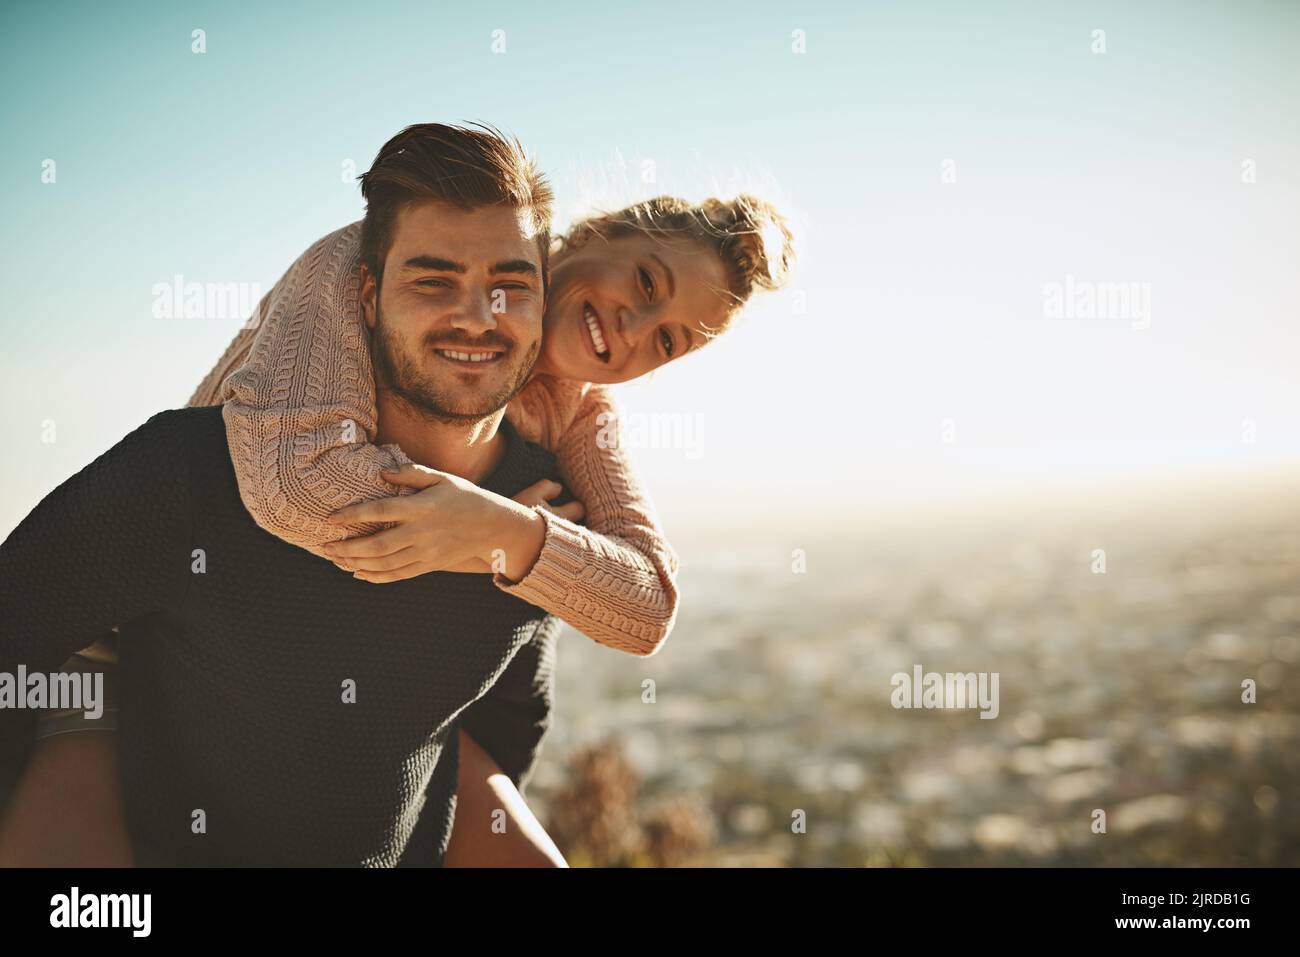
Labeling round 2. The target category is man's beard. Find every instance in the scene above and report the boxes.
[370,295,540,423]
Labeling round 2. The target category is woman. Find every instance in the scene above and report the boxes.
[0,193,794,866]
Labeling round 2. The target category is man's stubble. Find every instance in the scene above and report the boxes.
[369,291,541,424]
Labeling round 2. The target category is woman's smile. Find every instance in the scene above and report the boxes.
[581,301,611,363]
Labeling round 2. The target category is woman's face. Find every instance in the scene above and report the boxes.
[540,232,733,384]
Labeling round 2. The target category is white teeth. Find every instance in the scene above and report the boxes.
[437,349,499,363]
[583,304,608,356]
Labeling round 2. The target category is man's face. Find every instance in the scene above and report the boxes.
[362,200,545,421]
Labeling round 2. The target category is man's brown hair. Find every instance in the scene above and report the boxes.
[358,122,554,289]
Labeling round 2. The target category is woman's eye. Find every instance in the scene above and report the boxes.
[659,327,675,357]
[638,267,655,300]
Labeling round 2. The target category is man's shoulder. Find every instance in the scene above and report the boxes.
[1,408,226,553]
[93,407,229,484]
[125,405,225,452]
[141,405,222,424]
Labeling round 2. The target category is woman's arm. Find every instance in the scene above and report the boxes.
[491,380,681,656]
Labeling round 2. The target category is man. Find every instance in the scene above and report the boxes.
[0,124,568,866]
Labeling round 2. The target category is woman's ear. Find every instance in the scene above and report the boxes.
[360,264,378,330]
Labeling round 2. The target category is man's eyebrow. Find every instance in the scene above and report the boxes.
[402,255,466,273]
[650,253,675,298]
[488,259,540,278]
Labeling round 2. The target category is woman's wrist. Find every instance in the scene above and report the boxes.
[477,493,547,583]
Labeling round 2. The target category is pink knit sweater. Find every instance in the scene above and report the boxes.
[185,222,679,657]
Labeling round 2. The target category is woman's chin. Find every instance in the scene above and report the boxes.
[540,330,589,382]
[537,345,578,382]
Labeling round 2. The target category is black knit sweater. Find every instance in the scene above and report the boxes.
[0,406,565,866]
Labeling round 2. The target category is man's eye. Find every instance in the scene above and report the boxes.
[416,278,449,288]
[638,267,655,300]
[659,327,675,357]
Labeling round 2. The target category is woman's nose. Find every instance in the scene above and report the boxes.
[617,305,653,345]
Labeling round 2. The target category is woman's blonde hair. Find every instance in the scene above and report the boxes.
[557,195,795,337]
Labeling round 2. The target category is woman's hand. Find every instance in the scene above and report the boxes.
[509,477,585,519]
[323,465,584,584]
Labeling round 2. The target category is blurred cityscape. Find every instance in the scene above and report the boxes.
[528,471,1300,867]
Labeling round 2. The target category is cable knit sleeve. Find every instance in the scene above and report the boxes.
[492,380,681,657]
[205,221,417,556]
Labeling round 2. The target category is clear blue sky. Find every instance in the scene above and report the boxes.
[2,0,1297,537]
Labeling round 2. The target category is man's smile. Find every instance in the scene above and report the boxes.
[433,346,506,365]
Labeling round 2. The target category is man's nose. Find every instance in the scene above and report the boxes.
[450,292,499,335]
